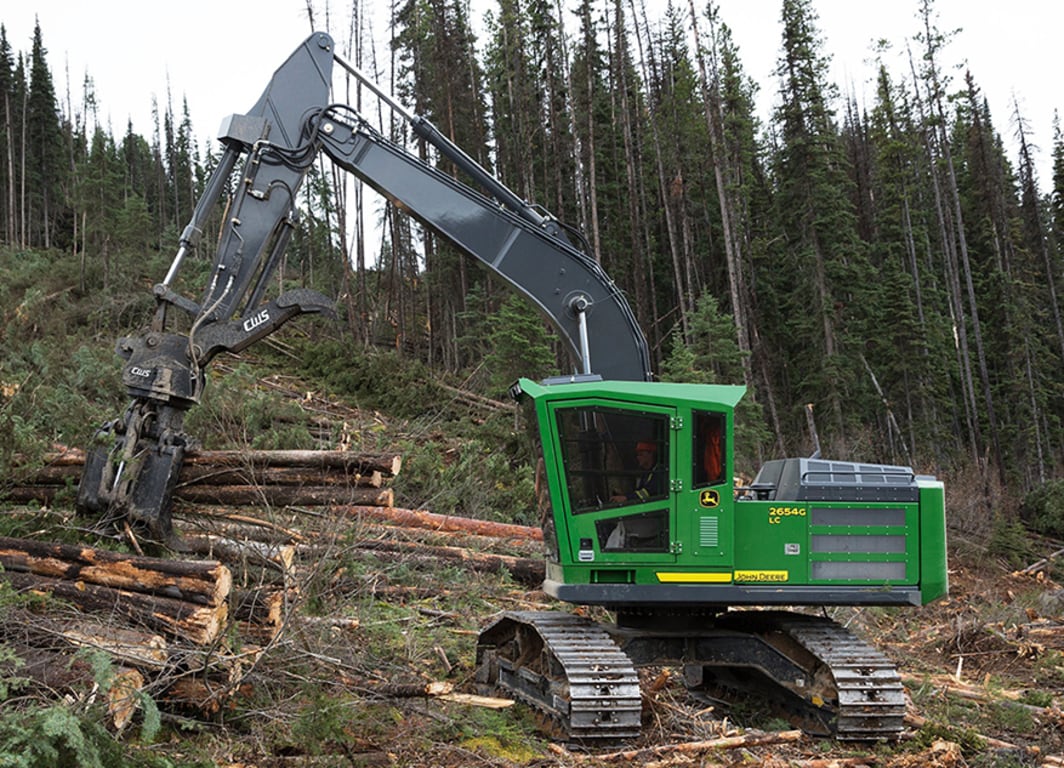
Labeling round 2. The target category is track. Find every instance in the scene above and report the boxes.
[476,609,907,742]
[773,614,907,740]
[475,611,642,741]
[678,611,906,740]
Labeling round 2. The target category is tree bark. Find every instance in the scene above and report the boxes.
[0,535,230,606]
[333,504,542,541]
[3,571,227,645]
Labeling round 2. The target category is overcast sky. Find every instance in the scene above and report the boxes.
[3,1,1059,183]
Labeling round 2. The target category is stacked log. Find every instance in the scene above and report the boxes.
[0,535,283,719]
[0,536,231,645]
[5,447,402,508]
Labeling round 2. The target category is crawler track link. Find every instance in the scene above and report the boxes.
[475,610,642,742]
[776,614,906,741]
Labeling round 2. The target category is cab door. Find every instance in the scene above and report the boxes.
[675,409,734,572]
[547,399,678,567]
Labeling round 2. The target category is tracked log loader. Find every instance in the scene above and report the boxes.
[76,33,948,741]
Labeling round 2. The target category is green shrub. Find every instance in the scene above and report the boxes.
[185,365,316,450]
[1019,479,1064,538]
[986,515,1034,567]
[295,341,444,418]
[394,430,536,524]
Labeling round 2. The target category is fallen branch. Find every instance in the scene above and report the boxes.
[904,712,1039,754]
[900,671,1059,712]
[549,729,804,763]
[1018,546,1064,575]
[438,382,513,413]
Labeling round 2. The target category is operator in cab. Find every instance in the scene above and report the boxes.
[610,441,665,503]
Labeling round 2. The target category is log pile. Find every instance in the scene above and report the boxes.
[0,444,550,726]
[4,446,403,508]
[0,536,232,645]
[0,534,251,720]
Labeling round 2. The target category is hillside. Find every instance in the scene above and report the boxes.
[1,367,1063,768]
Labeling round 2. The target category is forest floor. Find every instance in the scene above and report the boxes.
[2,384,1063,768]
[5,489,1061,767]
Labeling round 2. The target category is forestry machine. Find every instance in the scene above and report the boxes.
[77,33,949,741]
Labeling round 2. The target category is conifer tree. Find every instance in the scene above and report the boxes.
[762,0,870,455]
[25,22,65,249]
[393,0,491,371]
[0,26,15,244]
[860,62,954,465]
[637,3,707,338]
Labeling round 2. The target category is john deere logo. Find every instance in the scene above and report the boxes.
[699,489,720,508]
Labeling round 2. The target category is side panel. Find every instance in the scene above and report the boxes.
[918,479,949,603]
[670,409,735,581]
[733,500,921,586]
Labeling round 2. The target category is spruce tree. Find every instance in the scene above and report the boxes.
[762,0,871,455]
[860,61,955,466]
[25,22,65,249]
[393,0,492,372]
[0,25,15,244]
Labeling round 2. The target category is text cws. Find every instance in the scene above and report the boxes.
[243,309,271,332]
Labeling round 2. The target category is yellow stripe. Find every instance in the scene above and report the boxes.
[656,572,733,584]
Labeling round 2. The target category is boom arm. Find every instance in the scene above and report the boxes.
[315,106,650,382]
[77,32,651,543]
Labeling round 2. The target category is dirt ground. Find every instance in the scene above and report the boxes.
[208,538,1064,768]
[4,459,1064,767]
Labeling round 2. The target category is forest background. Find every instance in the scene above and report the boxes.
[1,0,1063,526]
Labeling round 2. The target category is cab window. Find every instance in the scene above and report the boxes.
[554,406,670,514]
[693,410,726,488]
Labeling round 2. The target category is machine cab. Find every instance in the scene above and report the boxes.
[513,376,744,604]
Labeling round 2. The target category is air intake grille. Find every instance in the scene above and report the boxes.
[699,516,719,548]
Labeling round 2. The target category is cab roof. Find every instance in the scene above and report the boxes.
[511,376,746,411]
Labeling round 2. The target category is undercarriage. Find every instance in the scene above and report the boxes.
[475,609,906,742]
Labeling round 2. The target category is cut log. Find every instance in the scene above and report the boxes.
[35,445,86,466]
[230,587,292,643]
[177,485,393,507]
[0,536,231,606]
[348,540,544,586]
[162,676,249,717]
[20,462,386,489]
[174,508,307,544]
[334,505,542,541]
[59,624,169,669]
[177,464,385,488]
[3,571,227,645]
[108,668,145,731]
[182,449,402,477]
[181,534,296,574]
